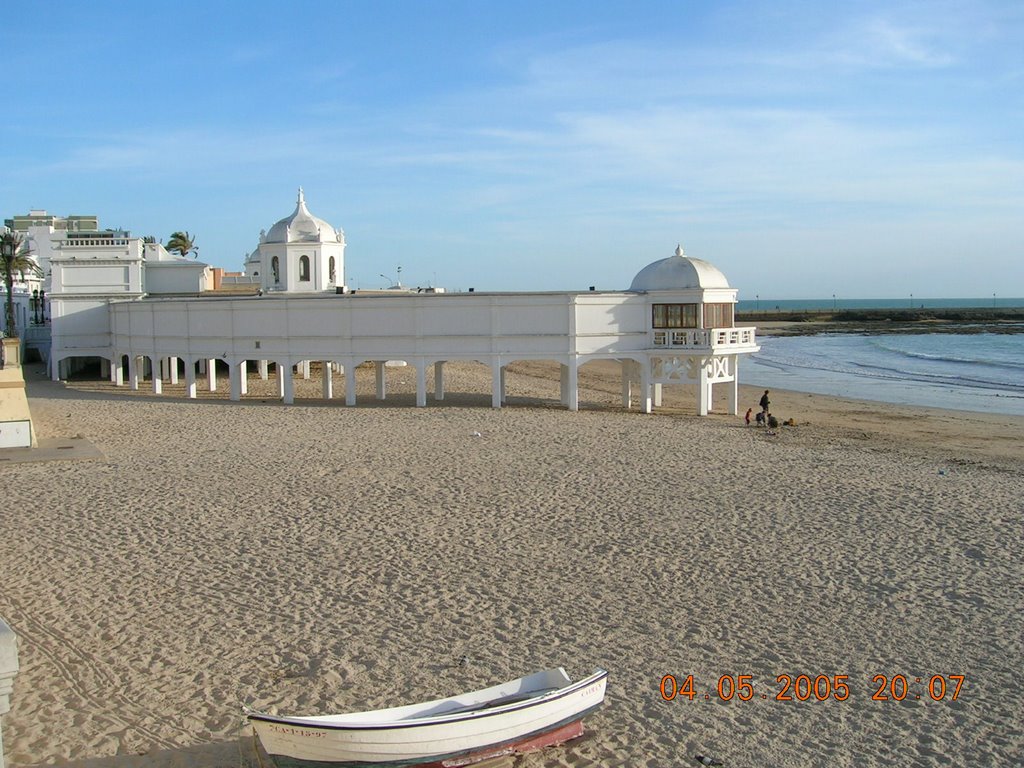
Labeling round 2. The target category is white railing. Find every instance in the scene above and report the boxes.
[651,327,756,349]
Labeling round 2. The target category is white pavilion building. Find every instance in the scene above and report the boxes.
[43,192,758,415]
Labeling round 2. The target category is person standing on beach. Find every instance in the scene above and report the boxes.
[759,390,770,418]
[745,407,752,426]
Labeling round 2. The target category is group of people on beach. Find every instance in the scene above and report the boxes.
[746,390,779,429]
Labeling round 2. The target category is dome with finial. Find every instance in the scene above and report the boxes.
[629,244,731,291]
[264,188,343,244]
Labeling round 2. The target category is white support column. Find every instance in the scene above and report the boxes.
[621,360,632,409]
[345,361,356,406]
[259,359,269,380]
[322,361,333,400]
[416,360,427,407]
[277,364,285,398]
[301,360,311,379]
[185,360,197,399]
[491,360,502,408]
[229,361,241,402]
[640,360,652,414]
[129,356,140,390]
[169,357,179,385]
[152,357,163,395]
[499,366,507,404]
[698,358,710,416]
[434,361,445,400]
[375,361,386,400]
[282,364,295,404]
[0,617,20,768]
[207,359,217,392]
[566,358,579,412]
[239,360,248,395]
[654,383,663,407]
[727,355,738,415]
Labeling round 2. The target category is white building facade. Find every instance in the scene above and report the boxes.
[45,194,758,415]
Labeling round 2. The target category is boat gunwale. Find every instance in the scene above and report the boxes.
[246,669,608,733]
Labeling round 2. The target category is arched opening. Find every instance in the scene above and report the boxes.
[299,255,310,282]
[271,256,280,284]
[328,256,336,283]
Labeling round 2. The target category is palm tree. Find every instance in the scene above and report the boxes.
[167,231,199,258]
[1,230,34,338]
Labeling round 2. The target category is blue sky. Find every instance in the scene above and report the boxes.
[2,1,1021,298]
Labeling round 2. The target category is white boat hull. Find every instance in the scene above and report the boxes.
[247,668,608,767]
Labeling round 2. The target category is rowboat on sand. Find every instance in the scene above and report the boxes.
[245,667,608,767]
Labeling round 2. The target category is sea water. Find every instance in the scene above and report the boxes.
[738,333,1024,416]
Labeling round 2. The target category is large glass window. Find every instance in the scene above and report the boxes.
[652,303,698,328]
[703,303,734,328]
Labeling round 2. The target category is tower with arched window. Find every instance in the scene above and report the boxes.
[256,189,346,292]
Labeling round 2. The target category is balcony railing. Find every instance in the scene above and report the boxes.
[651,326,757,349]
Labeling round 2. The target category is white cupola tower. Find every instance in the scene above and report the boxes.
[258,188,346,292]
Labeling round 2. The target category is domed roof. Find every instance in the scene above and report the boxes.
[265,188,342,244]
[629,245,731,291]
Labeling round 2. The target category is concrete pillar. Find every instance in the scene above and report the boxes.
[282,364,295,404]
[229,361,241,402]
[416,361,427,407]
[207,359,217,392]
[499,366,507,404]
[185,360,197,399]
[169,357,179,385]
[239,360,248,395]
[113,357,123,386]
[728,356,738,415]
[345,361,356,406]
[375,362,386,400]
[621,360,632,409]
[434,361,445,401]
[322,361,333,400]
[0,618,19,768]
[152,357,163,395]
[258,359,269,380]
[566,359,579,412]
[654,383,663,408]
[301,360,311,379]
[491,361,502,408]
[129,356,140,390]
[640,360,652,414]
[698,358,710,416]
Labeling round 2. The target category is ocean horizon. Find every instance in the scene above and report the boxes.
[739,331,1024,417]
[735,296,1024,312]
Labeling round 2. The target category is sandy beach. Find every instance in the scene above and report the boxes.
[1,360,1021,767]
